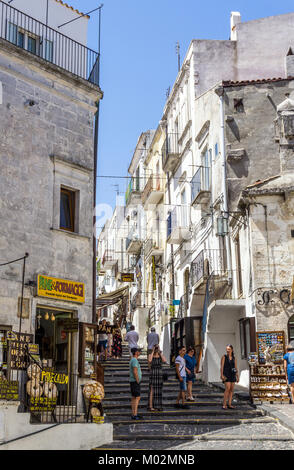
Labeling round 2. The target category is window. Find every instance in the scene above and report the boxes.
[60,188,75,232]
[43,39,53,62]
[7,22,41,56]
[239,318,256,359]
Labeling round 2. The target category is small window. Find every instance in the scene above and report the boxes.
[214,143,218,158]
[60,188,75,232]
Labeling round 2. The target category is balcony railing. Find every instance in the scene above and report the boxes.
[162,133,180,172]
[126,227,142,253]
[166,206,190,243]
[0,0,100,86]
[125,177,141,205]
[142,174,162,206]
[102,249,116,267]
[190,249,226,287]
[191,167,211,204]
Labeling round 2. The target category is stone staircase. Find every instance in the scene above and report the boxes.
[94,345,269,450]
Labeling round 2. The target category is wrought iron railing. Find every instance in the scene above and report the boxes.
[162,132,179,168]
[102,249,116,266]
[166,206,189,238]
[0,0,100,85]
[142,174,161,204]
[125,177,141,205]
[191,167,211,202]
[190,248,226,287]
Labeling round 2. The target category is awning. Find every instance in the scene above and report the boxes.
[96,286,129,309]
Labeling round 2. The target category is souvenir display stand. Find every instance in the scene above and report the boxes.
[249,331,290,404]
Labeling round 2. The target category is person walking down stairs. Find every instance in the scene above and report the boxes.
[125,325,139,356]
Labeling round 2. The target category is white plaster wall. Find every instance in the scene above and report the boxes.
[235,12,294,81]
[2,0,89,45]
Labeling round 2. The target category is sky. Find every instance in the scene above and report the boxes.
[68,0,294,220]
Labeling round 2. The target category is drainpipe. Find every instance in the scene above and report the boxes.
[214,86,232,281]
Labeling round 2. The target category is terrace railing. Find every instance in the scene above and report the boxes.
[0,0,100,86]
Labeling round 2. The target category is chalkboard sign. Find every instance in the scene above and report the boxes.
[0,379,19,400]
[256,331,285,364]
[7,332,33,370]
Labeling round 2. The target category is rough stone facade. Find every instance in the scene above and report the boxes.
[0,39,101,343]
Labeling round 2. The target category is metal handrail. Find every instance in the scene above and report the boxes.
[0,0,100,85]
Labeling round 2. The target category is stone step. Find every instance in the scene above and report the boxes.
[103,393,226,402]
[112,418,276,440]
[105,409,263,421]
[103,400,247,409]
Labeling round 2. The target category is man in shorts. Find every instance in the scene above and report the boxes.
[175,346,189,409]
[129,347,143,420]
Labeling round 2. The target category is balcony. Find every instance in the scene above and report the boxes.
[162,133,180,173]
[142,174,164,207]
[167,206,190,244]
[190,249,227,289]
[125,177,141,206]
[102,249,117,268]
[191,168,211,206]
[144,236,164,260]
[126,228,142,254]
[0,0,100,86]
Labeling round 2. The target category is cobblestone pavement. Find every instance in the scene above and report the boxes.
[168,420,294,450]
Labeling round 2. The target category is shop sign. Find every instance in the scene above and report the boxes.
[37,275,85,303]
[29,396,57,412]
[7,332,33,370]
[63,318,79,332]
[0,379,19,400]
[97,324,116,334]
[41,370,69,385]
[120,273,134,283]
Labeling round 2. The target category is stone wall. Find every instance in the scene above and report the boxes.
[0,40,100,332]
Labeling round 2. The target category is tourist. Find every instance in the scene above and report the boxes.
[106,321,113,358]
[98,319,108,362]
[220,344,239,409]
[111,324,122,359]
[148,344,167,411]
[147,327,160,356]
[129,347,143,420]
[283,344,294,403]
[184,346,198,401]
[125,325,139,356]
[175,346,188,408]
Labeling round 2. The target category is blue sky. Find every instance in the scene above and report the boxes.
[69,0,294,214]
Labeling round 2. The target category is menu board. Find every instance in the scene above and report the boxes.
[256,331,285,364]
[0,379,19,400]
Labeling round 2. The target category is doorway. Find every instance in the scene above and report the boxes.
[35,307,75,404]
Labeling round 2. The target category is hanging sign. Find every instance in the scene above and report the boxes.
[120,273,134,283]
[37,275,85,303]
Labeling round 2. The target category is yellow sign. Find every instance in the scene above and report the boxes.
[37,275,85,303]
